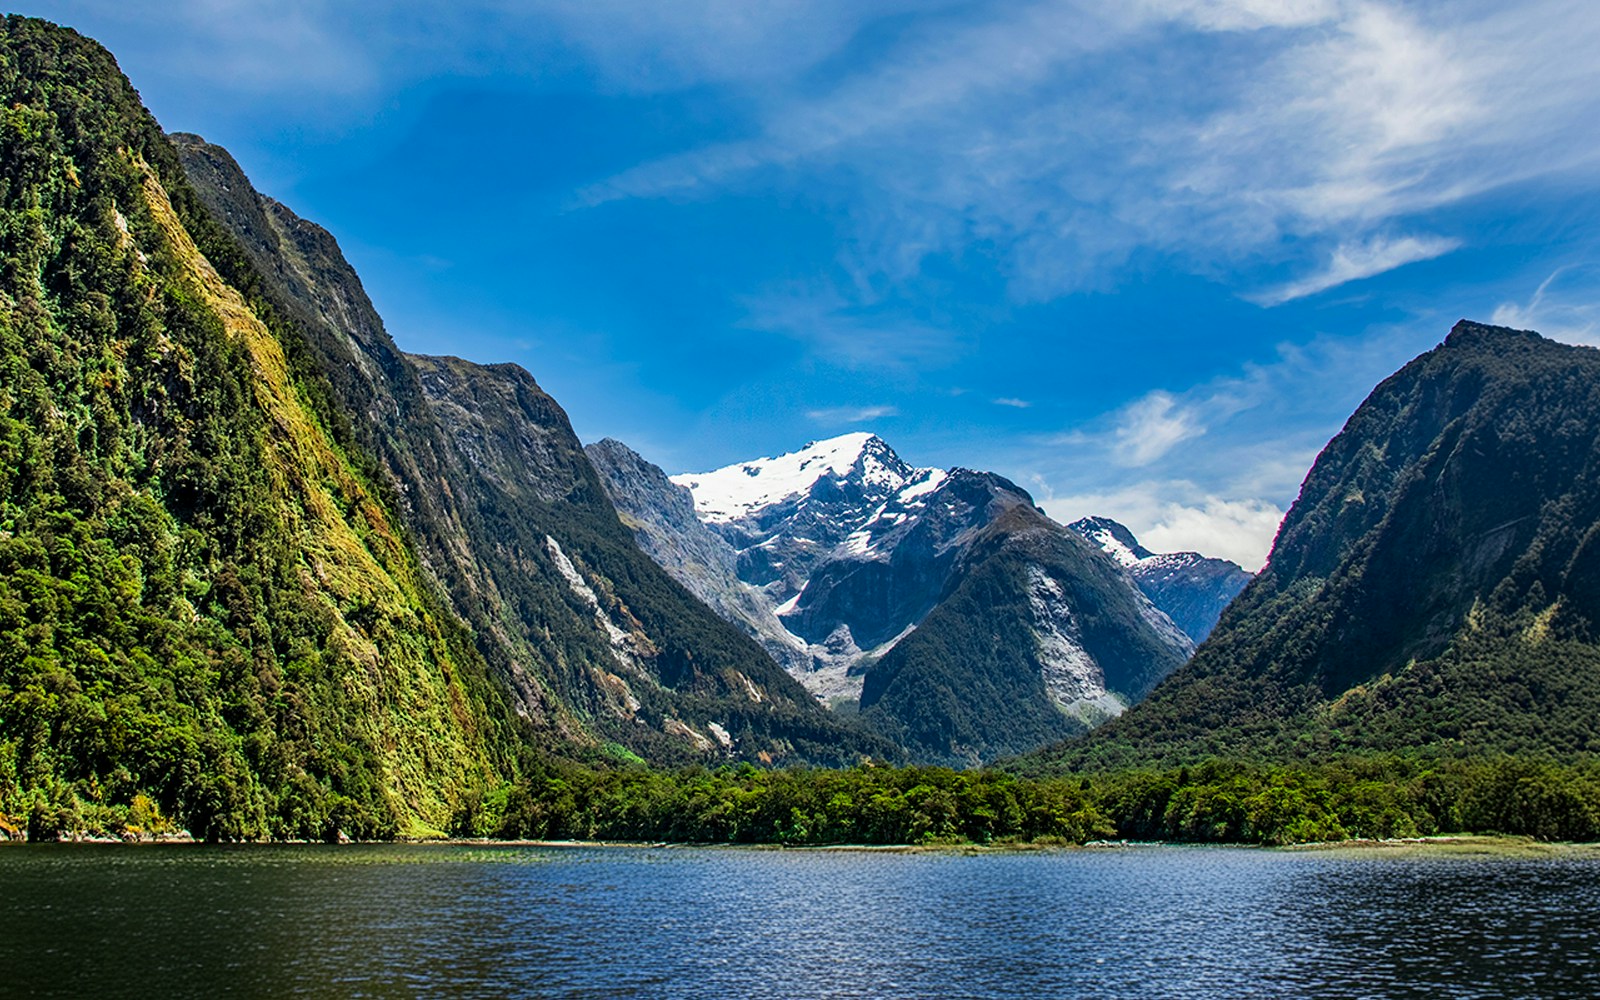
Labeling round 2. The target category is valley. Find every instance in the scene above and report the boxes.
[3,15,1600,854]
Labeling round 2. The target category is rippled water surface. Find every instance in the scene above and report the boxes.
[2,842,1598,998]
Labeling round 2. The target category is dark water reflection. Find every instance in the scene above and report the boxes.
[1,843,1597,998]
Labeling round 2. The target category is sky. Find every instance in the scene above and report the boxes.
[20,0,1600,568]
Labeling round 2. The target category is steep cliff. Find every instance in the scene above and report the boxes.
[1040,322,1600,769]
[0,17,517,839]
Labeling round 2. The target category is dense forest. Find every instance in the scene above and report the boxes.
[13,753,1600,846]
[0,16,523,841]
[487,755,1600,845]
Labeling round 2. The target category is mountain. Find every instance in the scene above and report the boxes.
[595,432,1193,762]
[0,14,889,845]
[858,503,1196,763]
[1068,516,1252,643]
[0,17,517,839]
[663,433,959,701]
[1034,321,1600,771]
[172,140,887,769]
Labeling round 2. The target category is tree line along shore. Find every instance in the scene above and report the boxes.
[9,754,1600,846]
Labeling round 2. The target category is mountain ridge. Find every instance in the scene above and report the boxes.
[0,16,519,839]
[173,132,891,767]
[1028,320,1600,771]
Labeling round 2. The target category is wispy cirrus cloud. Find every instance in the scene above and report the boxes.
[1252,234,1462,306]
[1109,392,1207,467]
[58,0,1600,306]
[579,0,1600,305]
[1490,265,1600,345]
[806,404,898,424]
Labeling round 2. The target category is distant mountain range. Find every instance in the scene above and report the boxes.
[19,16,1600,841]
[1068,516,1252,643]
[593,433,1215,762]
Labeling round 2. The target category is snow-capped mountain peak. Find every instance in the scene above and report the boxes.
[671,432,920,524]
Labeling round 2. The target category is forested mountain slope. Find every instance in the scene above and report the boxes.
[0,17,517,839]
[860,503,1193,764]
[1030,322,1600,771]
[0,15,887,847]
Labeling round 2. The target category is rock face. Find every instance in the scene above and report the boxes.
[1041,321,1600,770]
[584,439,809,675]
[655,433,964,702]
[1069,516,1253,643]
[596,433,1194,762]
[172,136,889,767]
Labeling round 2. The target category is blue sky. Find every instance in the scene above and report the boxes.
[22,0,1600,567]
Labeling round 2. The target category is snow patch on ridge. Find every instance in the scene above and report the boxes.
[546,534,641,672]
[840,529,875,558]
[1086,526,1144,567]
[895,467,946,503]
[1026,565,1127,726]
[773,589,804,616]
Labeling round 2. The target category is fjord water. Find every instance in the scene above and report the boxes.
[2,845,1595,998]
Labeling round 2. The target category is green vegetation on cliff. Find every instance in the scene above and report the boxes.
[0,16,519,841]
[173,135,893,770]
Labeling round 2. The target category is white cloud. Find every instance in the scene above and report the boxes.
[993,397,1031,409]
[1490,266,1600,346]
[1139,497,1287,571]
[1003,315,1456,572]
[580,0,1600,306]
[1110,392,1205,467]
[806,404,898,424]
[1043,484,1284,571]
[1252,234,1462,306]
[56,0,1600,311]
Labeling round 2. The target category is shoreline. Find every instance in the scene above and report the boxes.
[8,833,1599,857]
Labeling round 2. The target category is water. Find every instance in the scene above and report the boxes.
[1,843,1597,998]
